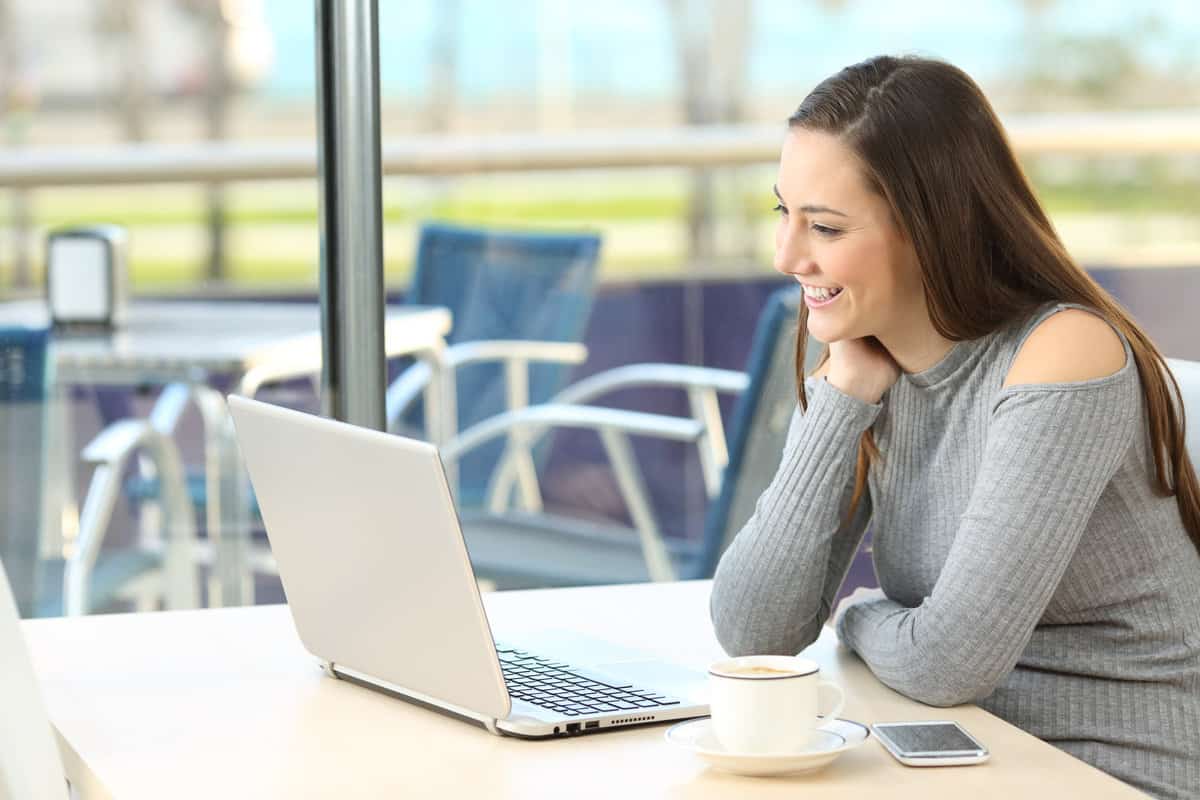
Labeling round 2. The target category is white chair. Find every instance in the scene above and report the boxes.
[0,560,69,800]
[1166,358,1200,463]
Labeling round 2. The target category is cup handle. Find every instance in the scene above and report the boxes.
[817,680,845,723]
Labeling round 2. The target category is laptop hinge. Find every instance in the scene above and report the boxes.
[325,661,504,735]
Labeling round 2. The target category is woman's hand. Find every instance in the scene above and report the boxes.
[824,336,901,404]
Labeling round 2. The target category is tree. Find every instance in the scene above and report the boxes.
[97,0,150,142]
[1,0,35,289]
[178,0,234,282]
[428,0,460,133]
[664,0,752,271]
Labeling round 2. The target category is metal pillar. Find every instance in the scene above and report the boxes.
[315,0,386,429]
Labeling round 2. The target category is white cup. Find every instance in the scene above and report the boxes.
[708,655,845,754]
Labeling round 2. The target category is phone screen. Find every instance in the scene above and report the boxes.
[877,723,983,755]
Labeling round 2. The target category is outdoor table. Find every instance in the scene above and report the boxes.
[0,299,452,607]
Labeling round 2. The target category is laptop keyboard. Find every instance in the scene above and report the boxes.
[496,646,682,717]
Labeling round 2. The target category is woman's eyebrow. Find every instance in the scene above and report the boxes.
[772,185,849,217]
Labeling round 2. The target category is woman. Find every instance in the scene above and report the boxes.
[709,55,1200,799]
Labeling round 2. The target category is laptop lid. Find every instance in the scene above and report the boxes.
[227,395,511,720]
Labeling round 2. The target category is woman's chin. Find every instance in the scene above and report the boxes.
[806,320,847,344]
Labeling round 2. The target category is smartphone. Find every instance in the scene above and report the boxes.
[872,721,990,766]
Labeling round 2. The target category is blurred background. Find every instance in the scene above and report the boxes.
[3,0,1199,292]
[2,0,1199,614]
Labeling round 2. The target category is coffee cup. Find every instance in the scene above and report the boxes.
[708,655,845,754]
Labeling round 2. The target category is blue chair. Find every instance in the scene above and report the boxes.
[438,287,820,588]
[386,222,601,508]
[84,222,602,600]
[0,327,196,616]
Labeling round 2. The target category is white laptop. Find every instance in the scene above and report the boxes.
[227,395,709,738]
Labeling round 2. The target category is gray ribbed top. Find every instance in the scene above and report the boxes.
[710,303,1200,799]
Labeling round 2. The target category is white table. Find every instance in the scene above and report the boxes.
[0,300,452,606]
[21,581,1144,799]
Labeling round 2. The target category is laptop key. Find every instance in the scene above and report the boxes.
[563,668,634,689]
[498,646,678,715]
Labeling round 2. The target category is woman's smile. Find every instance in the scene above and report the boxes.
[799,282,844,308]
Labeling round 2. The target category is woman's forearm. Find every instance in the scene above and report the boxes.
[710,377,880,656]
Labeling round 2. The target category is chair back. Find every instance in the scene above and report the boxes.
[695,288,821,577]
[1167,358,1200,466]
[0,327,50,617]
[0,556,68,799]
[406,222,601,506]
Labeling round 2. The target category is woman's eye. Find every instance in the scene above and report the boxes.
[772,203,788,216]
[811,223,841,237]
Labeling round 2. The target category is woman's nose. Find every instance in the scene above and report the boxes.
[773,229,813,276]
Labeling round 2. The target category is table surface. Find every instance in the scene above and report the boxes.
[21,580,1143,800]
[0,299,452,381]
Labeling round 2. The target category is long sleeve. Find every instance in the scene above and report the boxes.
[835,376,1139,707]
[710,376,881,656]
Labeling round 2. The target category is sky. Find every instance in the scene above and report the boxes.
[261,0,1200,102]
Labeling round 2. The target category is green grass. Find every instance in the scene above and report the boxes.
[34,194,691,229]
[33,183,1200,232]
[9,168,1200,290]
[119,251,693,289]
[1035,182,1200,215]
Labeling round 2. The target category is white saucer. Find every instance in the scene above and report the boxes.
[665,717,870,777]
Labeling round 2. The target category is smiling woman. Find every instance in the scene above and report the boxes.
[709,55,1200,800]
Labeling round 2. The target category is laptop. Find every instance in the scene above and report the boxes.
[227,395,710,738]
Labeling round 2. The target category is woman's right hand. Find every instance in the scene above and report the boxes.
[821,336,901,404]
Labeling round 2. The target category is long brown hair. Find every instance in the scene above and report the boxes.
[788,55,1200,555]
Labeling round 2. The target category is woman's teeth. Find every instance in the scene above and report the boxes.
[803,285,843,302]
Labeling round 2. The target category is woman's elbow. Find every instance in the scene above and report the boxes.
[711,610,823,658]
[892,667,1000,709]
[907,684,973,708]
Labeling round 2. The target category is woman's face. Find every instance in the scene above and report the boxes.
[773,127,925,345]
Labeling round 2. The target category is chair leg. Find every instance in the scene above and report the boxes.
[151,430,200,611]
[65,464,123,616]
[138,499,164,553]
[113,569,166,614]
[133,583,160,613]
[599,429,676,582]
[485,455,520,513]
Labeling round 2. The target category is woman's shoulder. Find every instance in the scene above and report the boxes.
[1002,304,1128,390]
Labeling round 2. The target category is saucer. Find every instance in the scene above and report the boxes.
[665,717,870,777]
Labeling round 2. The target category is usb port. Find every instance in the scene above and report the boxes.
[585,721,600,729]
[566,722,581,733]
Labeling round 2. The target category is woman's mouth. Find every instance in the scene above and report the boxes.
[801,283,844,308]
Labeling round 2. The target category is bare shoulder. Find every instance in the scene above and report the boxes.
[1003,308,1127,388]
